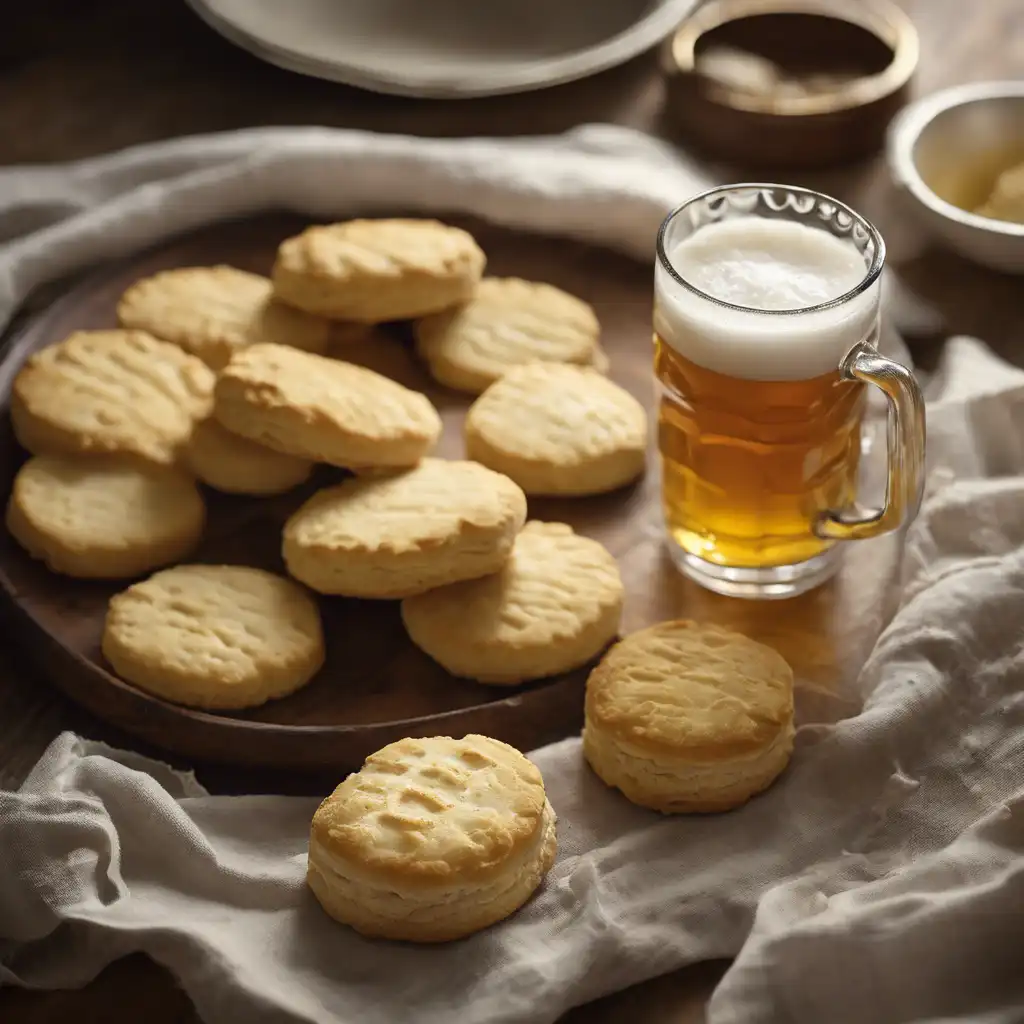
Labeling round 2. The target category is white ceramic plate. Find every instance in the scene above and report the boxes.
[185,0,699,98]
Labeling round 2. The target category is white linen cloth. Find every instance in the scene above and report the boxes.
[1,126,1023,1024]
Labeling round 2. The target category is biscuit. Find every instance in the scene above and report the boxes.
[102,564,324,709]
[283,458,527,598]
[117,265,332,370]
[465,363,647,496]
[414,278,600,394]
[272,219,485,322]
[184,417,313,496]
[589,341,610,375]
[583,620,795,814]
[401,521,623,684]
[5,455,205,579]
[11,330,214,466]
[307,734,557,942]
[214,343,441,469]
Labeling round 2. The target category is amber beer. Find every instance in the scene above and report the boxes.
[654,186,926,599]
[655,335,865,568]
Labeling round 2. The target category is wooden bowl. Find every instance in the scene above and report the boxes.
[662,0,919,167]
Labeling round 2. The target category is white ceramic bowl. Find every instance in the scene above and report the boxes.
[187,0,700,98]
[886,81,1024,274]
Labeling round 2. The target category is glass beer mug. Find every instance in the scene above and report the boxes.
[654,184,925,599]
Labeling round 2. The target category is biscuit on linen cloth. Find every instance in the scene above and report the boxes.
[184,417,313,496]
[213,343,441,469]
[583,620,795,814]
[5,454,205,580]
[401,521,623,684]
[465,363,647,496]
[307,734,557,942]
[11,330,214,466]
[414,278,600,394]
[102,564,324,710]
[272,219,485,322]
[283,458,527,598]
[117,265,331,370]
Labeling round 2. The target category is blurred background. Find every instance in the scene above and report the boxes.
[2,0,1022,363]
[1,0,1018,160]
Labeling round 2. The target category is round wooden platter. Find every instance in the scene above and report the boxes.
[0,214,664,773]
[0,213,895,774]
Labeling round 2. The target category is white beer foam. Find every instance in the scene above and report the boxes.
[655,217,881,381]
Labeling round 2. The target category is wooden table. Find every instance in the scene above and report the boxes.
[1,1,1021,1021]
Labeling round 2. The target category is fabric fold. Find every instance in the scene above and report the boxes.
[0,124,709,332]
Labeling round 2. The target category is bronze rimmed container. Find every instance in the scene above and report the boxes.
[662,0,919,167]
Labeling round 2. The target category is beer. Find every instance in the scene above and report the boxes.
[655,338,865,568]
[655,208,884,595]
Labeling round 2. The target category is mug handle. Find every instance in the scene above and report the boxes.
[815,341,926,542]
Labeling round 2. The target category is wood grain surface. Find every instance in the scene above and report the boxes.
[1,1,1022,1022]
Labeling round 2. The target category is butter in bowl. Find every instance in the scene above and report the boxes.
[887,81,1024,273]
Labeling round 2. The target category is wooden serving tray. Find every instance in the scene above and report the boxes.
[0,214,892,774]
[0,214,668,772]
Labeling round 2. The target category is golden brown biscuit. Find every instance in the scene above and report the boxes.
[272,219,485,322]
[11,330,214,466]
[5,454,205,579]
[102,564,324,709]
[401,521,623,685]
[583,620,795,814]
[213,343,441,469]
[414,278,600,394]
[307,734,557,942]
[464,362,647,496]
[283,459,527,598]
[588,341,611,375]
[117,265,331,369]
[184,417,313,496]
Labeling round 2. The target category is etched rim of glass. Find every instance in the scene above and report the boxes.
[656,183,886,318]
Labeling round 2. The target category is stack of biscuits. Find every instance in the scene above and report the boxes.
[3,216,798,944]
